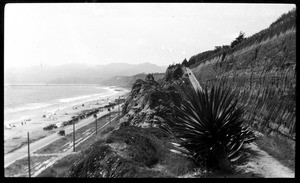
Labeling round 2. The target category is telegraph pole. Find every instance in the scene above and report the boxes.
[27,132,31,177]
[108,108,111,124]
[73,119,75,152]
[94,114,97,134]
[118,96,120,115]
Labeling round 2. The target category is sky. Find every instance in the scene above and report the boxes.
[4,3,295,69]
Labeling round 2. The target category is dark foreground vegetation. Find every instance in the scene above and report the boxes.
[68,126,195,177]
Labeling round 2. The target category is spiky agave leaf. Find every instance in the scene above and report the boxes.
[163,85,256,169]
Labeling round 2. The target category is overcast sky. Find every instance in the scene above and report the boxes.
[4,3,295,69]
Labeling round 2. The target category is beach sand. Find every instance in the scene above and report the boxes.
[4,87,129,154]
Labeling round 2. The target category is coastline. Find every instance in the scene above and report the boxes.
[4,86,129,155]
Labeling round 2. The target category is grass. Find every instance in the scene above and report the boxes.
[100,126,115,135]
[105,126,160,167]
[67,125,195,178]
[37,153,84,177]
[5,135,47,154]
[5,155,55,177]
[255,131,295,171]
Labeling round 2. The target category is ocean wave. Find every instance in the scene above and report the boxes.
[4,103,53,114]
[58,94,100,103]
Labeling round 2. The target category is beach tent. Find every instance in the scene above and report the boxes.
[56,122,63,128]
[5,124,12,129]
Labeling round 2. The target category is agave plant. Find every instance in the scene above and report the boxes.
[161,85,256,170]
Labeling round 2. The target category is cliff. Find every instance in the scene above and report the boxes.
[190,9,296,139]
[117,64,203,128]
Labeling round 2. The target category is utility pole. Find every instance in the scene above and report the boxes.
[118,96,120,115]
[73,119,75,152]
[94,114,97,134]
[27,132,31,177]
[108,108,111,124]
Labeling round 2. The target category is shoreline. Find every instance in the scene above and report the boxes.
[4,86,129,155]
[4,85,118,125]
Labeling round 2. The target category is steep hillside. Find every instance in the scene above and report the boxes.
[190,9,296,140]
[187,8,296,69]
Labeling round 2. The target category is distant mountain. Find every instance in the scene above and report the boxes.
[85,62,167,79]
[98,73,165,89]
[5,62,167,84]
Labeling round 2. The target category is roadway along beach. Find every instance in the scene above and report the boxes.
[4,87,129,167]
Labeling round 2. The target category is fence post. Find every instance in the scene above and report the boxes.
[27,132,31,177]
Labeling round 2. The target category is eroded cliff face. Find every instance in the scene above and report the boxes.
[191,28,296,139]
[118,67,193,128]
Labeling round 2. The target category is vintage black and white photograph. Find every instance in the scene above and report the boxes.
[4,3,295,178]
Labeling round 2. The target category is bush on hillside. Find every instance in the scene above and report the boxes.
[162,85,256,171]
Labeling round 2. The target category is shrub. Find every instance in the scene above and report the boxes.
[162,85,256,171]
[106,126,159,167]
[100,126,115,135]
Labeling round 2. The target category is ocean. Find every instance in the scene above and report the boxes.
[4,84,116,124]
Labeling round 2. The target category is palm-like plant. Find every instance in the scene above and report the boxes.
[161,85,256,170]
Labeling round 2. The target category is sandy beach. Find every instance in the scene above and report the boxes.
[4,87,129,155]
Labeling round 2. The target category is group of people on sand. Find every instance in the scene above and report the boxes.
[5,118,31,130]
[42,110,59,120]
[5,123,15,129]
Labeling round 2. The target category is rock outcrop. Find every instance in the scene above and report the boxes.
[118,67,187,128]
